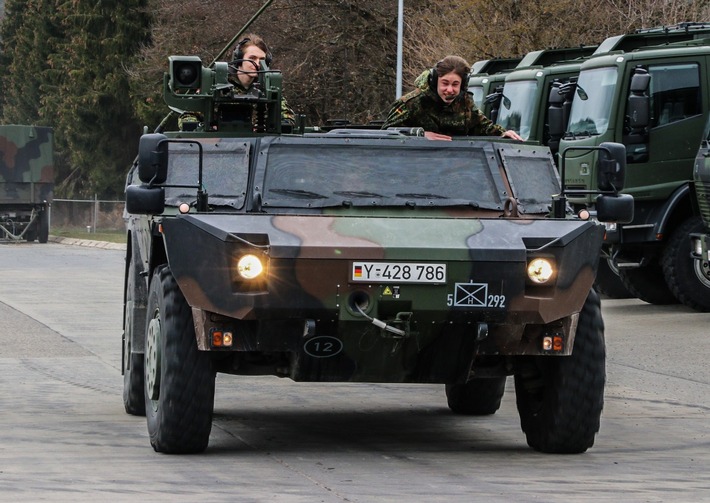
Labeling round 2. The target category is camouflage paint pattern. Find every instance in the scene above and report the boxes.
[0,125,54,241]
[0,125,54,204]
[382,69,505,136]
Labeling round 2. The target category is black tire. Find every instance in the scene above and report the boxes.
[123,256,146,416]
[661,216,710,312]
[514,289,605,454]
[38,208,49,244]
[594,257,632,299]
[144,265,215,454]
[618,259,678,305]
[446,377,506,415]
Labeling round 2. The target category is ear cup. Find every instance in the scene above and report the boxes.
[427,66,438,91]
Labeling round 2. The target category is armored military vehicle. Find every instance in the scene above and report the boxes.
[0,125,54,243]
[122,47,632,454]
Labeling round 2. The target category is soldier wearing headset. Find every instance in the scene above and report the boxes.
[383,55,522,141]
[179,33,295,130]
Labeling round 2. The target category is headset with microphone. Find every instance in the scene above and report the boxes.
[231,37,273,72]
[427,59,470,102]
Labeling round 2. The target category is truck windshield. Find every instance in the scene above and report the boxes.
[567,67,618,136]
[469,85,485,110]
[262,142,504,210]
[495,80,537,140]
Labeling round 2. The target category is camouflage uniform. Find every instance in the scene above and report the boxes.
[178,74,295,131]
[383,69,505,136]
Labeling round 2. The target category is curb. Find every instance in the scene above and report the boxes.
[49,235,127,251]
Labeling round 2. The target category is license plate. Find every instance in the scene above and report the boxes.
[351,262,446,284]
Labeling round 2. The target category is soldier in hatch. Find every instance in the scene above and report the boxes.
[382,55,522,141]
[179,34,295,130]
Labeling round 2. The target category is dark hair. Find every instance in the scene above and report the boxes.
[434,55,470,83]
[232,33,272,66]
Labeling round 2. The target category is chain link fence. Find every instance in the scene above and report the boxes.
[50,197,125,235]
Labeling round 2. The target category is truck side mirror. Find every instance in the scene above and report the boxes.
[597,142,626,192]
[627,68,650,130]
[125,185,165,215]
[137,133,168,184]
[596,193,634,223]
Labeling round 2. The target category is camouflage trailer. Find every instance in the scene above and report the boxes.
[0,125,54,242]
[122,51,633,455]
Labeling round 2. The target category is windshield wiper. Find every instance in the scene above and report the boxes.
[268,188,328,199]
[395,193,449,199]
[333,190,384,198]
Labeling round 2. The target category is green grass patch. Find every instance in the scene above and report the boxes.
[52,227,126,244]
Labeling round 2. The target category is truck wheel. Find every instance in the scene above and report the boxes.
[445,377,506,415]
[144,265,215,454]
[514,289,605,453]
[662,216,710,312]
[123,257,146,416]
[38,208,49,243]
[618,259,677,305]
[594,257,632,299]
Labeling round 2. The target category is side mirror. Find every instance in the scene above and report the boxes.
[596,193,634,223]
[597,142,626,192]
[125,185,165,215]
[627,68,650,130]
[137,133,168,184]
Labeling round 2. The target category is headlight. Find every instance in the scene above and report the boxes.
[527,257,555,285]
[236,254,264,279]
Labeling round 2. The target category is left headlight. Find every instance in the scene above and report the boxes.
[526,257,556,285]
[236,254,264,279]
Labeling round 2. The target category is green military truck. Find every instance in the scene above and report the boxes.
[559,39,710,311]
[122,48,632,454]
[0,125,54,243]
[491,24,710,298]
[690,118,710,293]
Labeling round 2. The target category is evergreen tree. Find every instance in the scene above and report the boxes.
[51,0,151,198]
[0,0,57,124]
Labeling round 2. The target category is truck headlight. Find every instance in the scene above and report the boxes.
[236,254,264,279]
[527,257,555,285]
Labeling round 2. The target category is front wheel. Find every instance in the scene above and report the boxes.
[144,265,215,454]
[661,216,710,312]
[514,289,605,453]
[445,377,506,415]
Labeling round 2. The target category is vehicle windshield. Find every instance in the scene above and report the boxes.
[261,142,505,210]
[567,67,618,136]
[495,80,537,140]
[164,140,250,209]
[469,85,485,110]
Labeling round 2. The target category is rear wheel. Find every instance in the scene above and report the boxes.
[514,289,605,453]
[662,216,710,312]
[144,265,215,454]
[446,377,506,415]
[618,258,677,305]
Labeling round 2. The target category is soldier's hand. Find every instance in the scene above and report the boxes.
[424,131,452,141]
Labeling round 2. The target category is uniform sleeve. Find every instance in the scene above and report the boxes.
[281,96,296,126]
[382,100,412,129]
[470,106,506,136]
